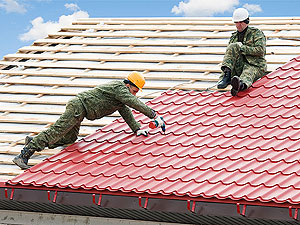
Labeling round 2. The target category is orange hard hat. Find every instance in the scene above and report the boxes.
[127,71,145,90]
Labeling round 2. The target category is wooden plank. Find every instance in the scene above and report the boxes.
[1,81,221,95]
[32,38,300,47]
[4,53,225,64]
[60,24,300,32]
[19,45,228,55]
[0,115,115,127]
[0,77,107,88]
[0,167,24,176]
[0,175,18,181]
[18,45,300,56]
[0,144,60,155]
[0,69,217,81]
[33,38,229,47]
[0,60,279,73]
[72,19,300,26]
[0,106,63,115]
[0,116,62,124]
[49,31,233,39]
[76,17,300,22]
[61,24,237,32]
[0,60,223,73]
[0,105,119,118]
[0,157,42,166]
[0,125,96,136]
[0,77,211,89]
[0,95,68,105]
[4,53,223,63]
[0,136,84,151]
[0,86,163,99]
[48,30,300,40]
[3,52,291,64]
[0,86,81,96]
[0,136,30,145]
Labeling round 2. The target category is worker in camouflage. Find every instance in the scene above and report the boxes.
[217,8,267,96]
[13,71,166,170]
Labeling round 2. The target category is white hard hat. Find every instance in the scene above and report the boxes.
[232,8,249,22]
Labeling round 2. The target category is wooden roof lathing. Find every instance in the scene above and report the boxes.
[0,17,300,182]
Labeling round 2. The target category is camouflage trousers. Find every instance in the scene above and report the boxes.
[219,42,265,87]
[27,97,86,151]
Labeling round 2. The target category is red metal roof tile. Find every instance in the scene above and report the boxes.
[265,68,300,79]
[280,59,300,70]
[7,58,300,206]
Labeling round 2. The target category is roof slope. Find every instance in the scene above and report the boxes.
[0,17,300,181]
[7,55,300,207]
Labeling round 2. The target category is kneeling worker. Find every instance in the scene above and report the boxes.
[13,71,165,169]
[217,8,267,96]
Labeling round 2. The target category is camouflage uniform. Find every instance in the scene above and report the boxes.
[219,26,267,87]
[28,81,156,151]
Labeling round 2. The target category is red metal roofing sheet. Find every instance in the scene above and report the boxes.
[7,58,300,205]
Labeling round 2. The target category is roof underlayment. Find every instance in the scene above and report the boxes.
[1,17,300,224]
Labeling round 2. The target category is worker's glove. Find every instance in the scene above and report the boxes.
[136,129,149,137]
[237,42,243,48]
[149,116,166,132]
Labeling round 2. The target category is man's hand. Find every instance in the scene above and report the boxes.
[237,42,243,48]
[136,129,149,137]
[154,116,165,127]
[150,116,166,132]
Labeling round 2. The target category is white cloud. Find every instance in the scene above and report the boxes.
[243,3,262,15]
[19,4,89,42]
[0,0,26,13]
[65,3,80,12]
[172,0,239,16]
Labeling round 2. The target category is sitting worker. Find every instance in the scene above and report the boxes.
[13,71,165,169]
[217,8,267,96]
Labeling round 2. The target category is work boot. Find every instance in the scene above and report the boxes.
[12,143,36,170]
[231,76,247,96]
[217,67,231,89]
[13,135,34,169]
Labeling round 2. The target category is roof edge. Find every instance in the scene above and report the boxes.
[1,184,299,208]
[0,187,298,224]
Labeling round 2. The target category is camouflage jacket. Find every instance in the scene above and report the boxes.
[77,80,156,132]
[229,26,267,71]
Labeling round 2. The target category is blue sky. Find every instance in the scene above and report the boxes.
[0,0,299,59]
